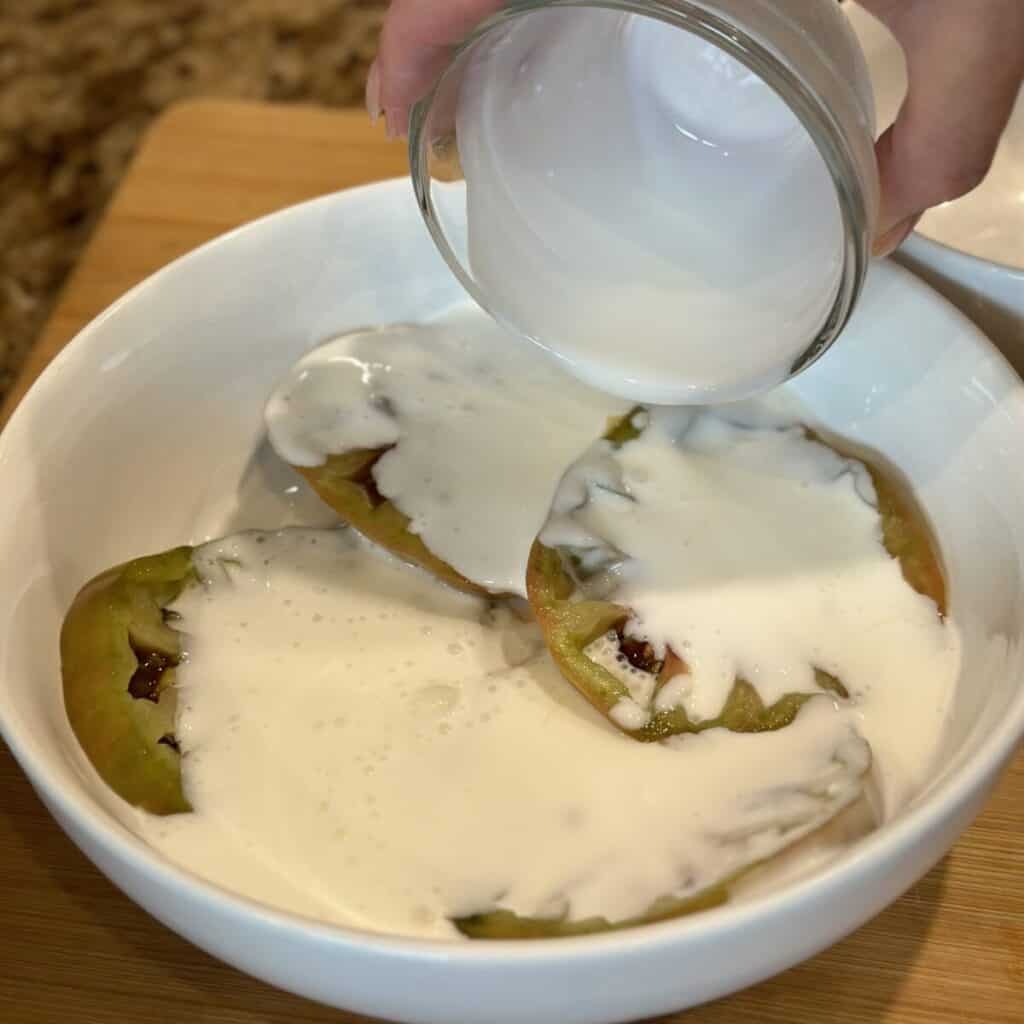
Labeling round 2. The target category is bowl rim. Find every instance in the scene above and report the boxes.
[908,228,1024,279]
[2,176,1024,963]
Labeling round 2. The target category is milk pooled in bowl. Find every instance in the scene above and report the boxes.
[114,306,960,939]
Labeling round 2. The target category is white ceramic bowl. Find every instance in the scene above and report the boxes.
[1,179,1024,1024]
[897,236,1024,380]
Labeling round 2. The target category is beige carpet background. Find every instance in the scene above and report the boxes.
[0,0,385,404]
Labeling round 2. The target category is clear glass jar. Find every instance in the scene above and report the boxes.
[410,0,879,404]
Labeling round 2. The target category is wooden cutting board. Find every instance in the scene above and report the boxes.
[0,99,1021,1024]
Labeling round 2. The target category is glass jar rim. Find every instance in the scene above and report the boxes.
[410,0,876,388]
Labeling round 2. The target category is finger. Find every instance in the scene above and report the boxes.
[860,0,1024,246]
[872,213,919,258]
[373,0,505,136]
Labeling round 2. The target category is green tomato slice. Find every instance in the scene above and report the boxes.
[528,414,945,742]
[295,449,489,598]
[60,546,194,815]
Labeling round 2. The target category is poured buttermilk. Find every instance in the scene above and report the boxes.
[454,7,846,403]
[265,305,626,595]
[133,324,960,937]
[542,406,959,813]
[138,529,873,938]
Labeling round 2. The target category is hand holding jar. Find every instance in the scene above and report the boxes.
[368,0,1024,257]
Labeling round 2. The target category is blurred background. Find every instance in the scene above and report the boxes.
[0,0,385,403]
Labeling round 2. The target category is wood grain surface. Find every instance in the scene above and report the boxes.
[1,99,1021,1024]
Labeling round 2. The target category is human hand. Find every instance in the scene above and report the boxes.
[368,0,1024,257]
[860,0,1024,254]
[366,0,504,139]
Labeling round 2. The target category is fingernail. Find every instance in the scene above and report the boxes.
[385,107,407,141]
[873,214,919,258]
[366,60,382,123]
